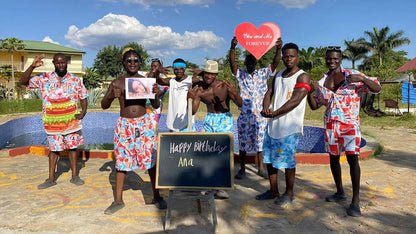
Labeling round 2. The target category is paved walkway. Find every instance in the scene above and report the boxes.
[0,121,415,233]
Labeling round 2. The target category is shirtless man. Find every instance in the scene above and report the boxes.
[101,48,166,215]
[307,46,381,217]
[187,60,242,199]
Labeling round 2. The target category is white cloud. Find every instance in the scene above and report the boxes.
[237,0,317,9]
[42,36,60,45]
[64,13,224,55]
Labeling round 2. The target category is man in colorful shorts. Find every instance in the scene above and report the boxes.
[187,60,242,199]
[229,36,282,179]
[20,53,88,189]
[307,46,381,217]
[258,43,310,205]
[101,48,166,215]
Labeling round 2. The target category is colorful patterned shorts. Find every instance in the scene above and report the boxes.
[47,131,84,152]
[114,114,157,171]
[204,112,233,133]
[237,112,267,152]
[325,121,361,156]
[263,131,298,169]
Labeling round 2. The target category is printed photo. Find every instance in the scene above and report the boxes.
[125,77,156,99]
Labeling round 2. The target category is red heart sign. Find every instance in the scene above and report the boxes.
[234,22,281,60]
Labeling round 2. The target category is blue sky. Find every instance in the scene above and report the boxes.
[1,0,415,70]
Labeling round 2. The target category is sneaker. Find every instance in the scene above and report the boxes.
[235,169,246,180]
[274,194,293,205]
[70,176,85,185]
[214,190,229,199]
[325,193,346,202]
[152,196,167,209]
[37,178,57,189]
[104,202,125,215]
[347,203,362,217]
[257,169,269,179]
[255,190,278,200]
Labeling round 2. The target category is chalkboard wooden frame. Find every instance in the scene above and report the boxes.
[156,132,234,190]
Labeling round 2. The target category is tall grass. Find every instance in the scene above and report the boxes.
[0,99,42,114]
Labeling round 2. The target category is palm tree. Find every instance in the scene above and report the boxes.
[360,26,410,67]
[343,39,369,69]
[298,47,322,73]
[0,37,25,99]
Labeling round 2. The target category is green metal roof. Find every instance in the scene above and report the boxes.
[21,40,85,54]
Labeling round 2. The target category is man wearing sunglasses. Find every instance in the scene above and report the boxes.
[307,46,381,217]
[101,48,166,215]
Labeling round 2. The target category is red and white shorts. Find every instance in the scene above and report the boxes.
[324,121,361,156]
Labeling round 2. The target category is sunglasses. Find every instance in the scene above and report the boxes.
[327,46,342,51]
[151,58,163,65]
[126,58,139,64]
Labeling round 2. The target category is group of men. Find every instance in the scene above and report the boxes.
[20,37,381,217]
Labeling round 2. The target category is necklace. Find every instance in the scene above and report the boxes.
[282,68,300,78]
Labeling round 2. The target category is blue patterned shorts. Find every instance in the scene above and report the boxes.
[263,130,298,169]
[204,112,233,133]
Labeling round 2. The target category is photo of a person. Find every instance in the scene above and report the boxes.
[126,77,155,99]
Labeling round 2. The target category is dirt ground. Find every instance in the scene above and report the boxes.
[0,120,415,233]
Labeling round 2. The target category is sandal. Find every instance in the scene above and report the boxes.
[255,190,277,200]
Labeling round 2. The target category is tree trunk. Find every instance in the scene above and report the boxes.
[11,52,15,99]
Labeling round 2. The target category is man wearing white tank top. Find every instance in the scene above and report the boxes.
[256,42,311,206]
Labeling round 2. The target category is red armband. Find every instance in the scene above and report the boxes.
[294,83,311,92]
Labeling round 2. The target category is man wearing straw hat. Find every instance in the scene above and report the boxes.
[187,60,242,199]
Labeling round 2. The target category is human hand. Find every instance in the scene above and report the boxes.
[225,81,238,96]
[75,111,87,120]
[191,68,203,77]
[231,36,238,49]
[346,74,364,83]
[152,83,160,97]
[310,81,319,93]
[187,85,199,100]
[275,37,283,49]
[31,55,45,68]
[260,108,274,118]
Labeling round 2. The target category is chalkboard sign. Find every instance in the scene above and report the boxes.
[156,132,234,190]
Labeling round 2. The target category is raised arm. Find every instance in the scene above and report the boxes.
[270,38,283,73]
[229,37,238,76]
[20,55,44,86]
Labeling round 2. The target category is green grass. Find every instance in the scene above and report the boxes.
[0,99,42,114]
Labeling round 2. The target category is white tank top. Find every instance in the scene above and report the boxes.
[166,76,193,131]
[267,69,307,139]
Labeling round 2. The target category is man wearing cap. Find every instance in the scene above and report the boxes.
[187,60,242,199]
